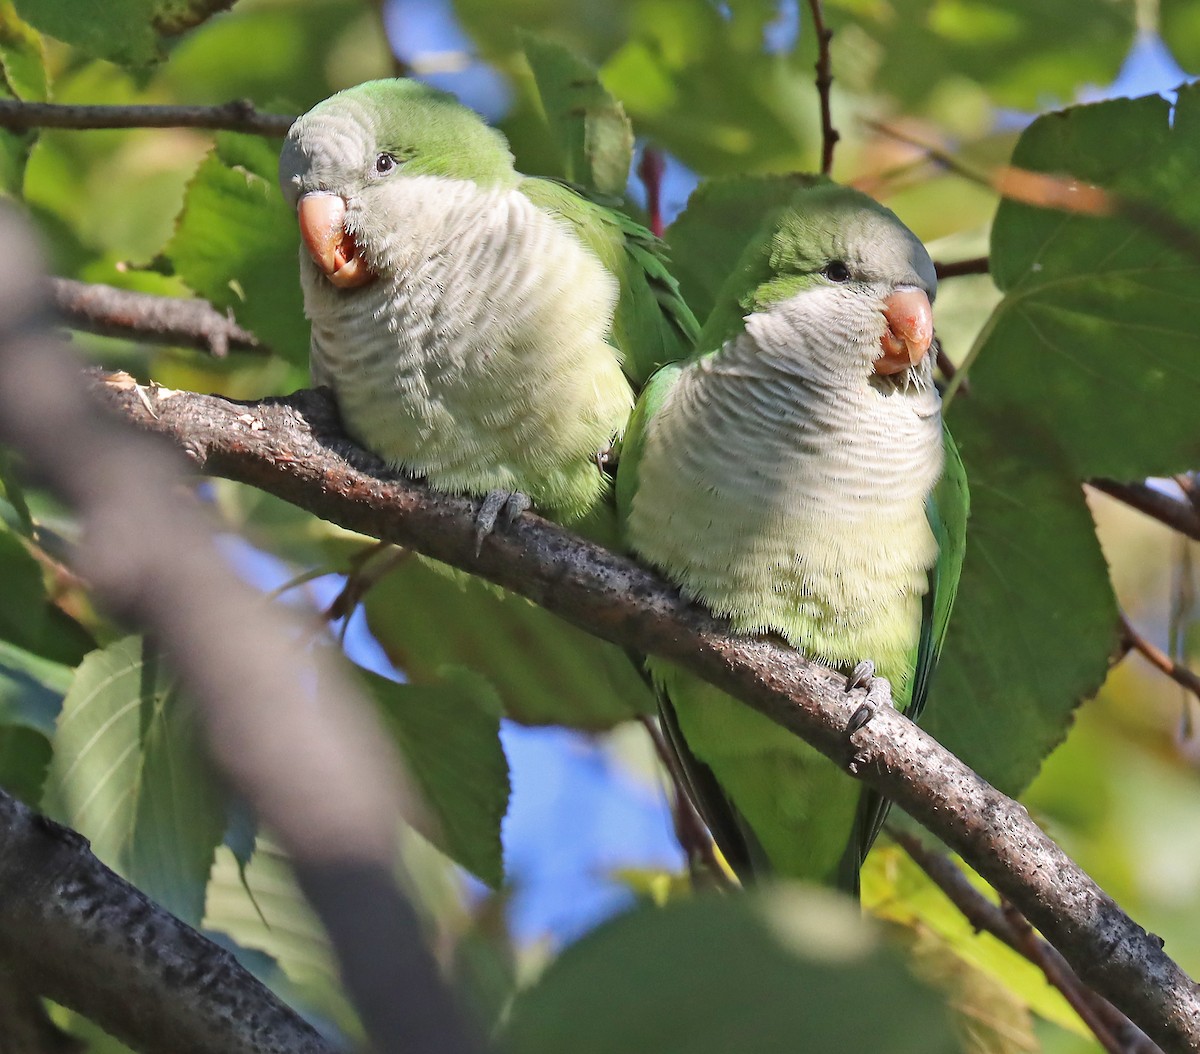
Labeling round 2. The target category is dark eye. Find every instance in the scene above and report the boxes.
[374,152,397,175]
[822,260,851,283]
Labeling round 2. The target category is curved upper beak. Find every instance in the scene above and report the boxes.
[296,192,375,289]
[876,287,933,376]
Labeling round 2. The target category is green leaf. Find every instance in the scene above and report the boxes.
[925,416,1118,794]
[364,556,655,728]
[504,886,960,1054]
[0,1,45,197]
[165,132,309,365]
[363,666,510,889]
[932,88,1200,793]
[204,840,360,1036]
[0,636,71,736]
[0,523,96,667]
[0,724,50,803]
[1163,0,1200,71]
[13,0,237,68]
[600,0,820,176]
[0,526,48,650]
[48,636,226,926]
[521,34,633,196]
[864,846,1089,1039]
[978,90,1200,478]
[0,449,34,534]
[0,1,46,101]
[162,0,394,112]
[827,0,1134,112]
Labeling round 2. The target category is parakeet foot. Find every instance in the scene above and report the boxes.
[474,489,532,554]
[845,661,895,737]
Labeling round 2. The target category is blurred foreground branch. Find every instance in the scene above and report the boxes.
[0,207,480,1054]
[89,375,1200,1052]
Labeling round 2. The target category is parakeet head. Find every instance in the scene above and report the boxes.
[704,183,938,384]
[278,79,518,289]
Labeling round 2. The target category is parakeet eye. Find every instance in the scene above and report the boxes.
[822,260,851,283]
[374,152,398,175]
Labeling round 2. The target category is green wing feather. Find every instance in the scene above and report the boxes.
[520,178,701,388]
[838,423,970,892]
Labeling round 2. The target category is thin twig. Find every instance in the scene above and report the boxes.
[934,256,990,279]
[638,715,734,890]
[868,119,1200,270]
[805,0,839,175]
[1000,903,1133,1054]
[933,339,969,396]
[0,99,294,136]
[49,279,265,358]
[892,829,1161,1054]
[1119,612,1200,704]
[323,544,413,643]
[1089,480,1200,543]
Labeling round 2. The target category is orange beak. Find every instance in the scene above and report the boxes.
[296,192,375,289]
[876,287,933,376]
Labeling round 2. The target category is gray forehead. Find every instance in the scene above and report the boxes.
[278,101,378,203]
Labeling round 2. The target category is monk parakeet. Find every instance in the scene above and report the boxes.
[617,182,968,893]
[278,79,698,535]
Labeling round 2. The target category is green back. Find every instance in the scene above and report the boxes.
[520,178,701,388]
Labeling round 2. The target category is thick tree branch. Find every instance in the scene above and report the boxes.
[0,797,334,1054]
[88,376,1200,1053]
[0,207,481,1054]
[49,279,265,358]
[0,99,293,136]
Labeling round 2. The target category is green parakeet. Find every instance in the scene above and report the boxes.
[278,79,698,533]
[617,182,969,893]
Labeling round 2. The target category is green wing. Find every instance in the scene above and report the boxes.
[908,424,970,723]
[520,177,701,388]
[614,361,686,532]
[839,423,970,892]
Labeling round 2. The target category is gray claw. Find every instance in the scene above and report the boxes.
[845,662,894,738]
[847,659,875,692]
[474,489,531,555]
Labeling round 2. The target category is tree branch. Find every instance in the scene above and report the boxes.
[934,256,990,279]
[0,99,293,136]
[892,828,1160,1054]
[1089,479,1200,543]
[805,0,839,175]
[49,279,265,358]
[1119,612,1200,704]
[87,375,1200,1053]
[0,797,336,1054]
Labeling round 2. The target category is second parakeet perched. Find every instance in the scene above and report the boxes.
[279,79,698,533]
[617,182,968,893]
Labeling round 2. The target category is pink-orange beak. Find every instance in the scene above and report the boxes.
[876,287,933,376]
[296,192,375,290]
